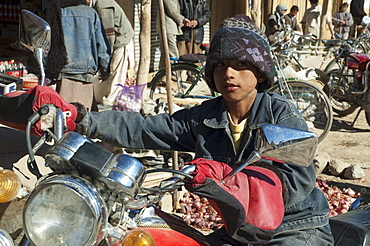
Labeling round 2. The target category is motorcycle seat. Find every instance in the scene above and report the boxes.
[329,204,370,246]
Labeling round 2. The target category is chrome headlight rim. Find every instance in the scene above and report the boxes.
[23,175,108,246]
[0,229,14,246]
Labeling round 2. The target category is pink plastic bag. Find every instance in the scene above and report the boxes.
[112,84,146,112]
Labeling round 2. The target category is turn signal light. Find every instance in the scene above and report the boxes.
[0,169,21,203]
[121,229,155,246]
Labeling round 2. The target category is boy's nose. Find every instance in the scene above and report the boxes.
[224,66,235,78]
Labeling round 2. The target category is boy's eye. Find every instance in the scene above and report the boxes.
[215,62,225,67]
[237,61,249,67]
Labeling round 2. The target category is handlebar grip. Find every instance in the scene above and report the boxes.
[27,105,50,124]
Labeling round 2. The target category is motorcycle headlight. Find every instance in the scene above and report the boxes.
[23,175,108,246]
[0,229,14,246]
[0,169,21,203]
[121,229,155,246]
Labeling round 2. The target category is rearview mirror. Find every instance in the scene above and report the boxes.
[222,124,318,183]
[19,9,51,86]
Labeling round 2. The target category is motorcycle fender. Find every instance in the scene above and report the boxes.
[140,228,206,246]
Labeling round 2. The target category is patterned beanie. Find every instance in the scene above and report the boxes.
[205,15,275,92]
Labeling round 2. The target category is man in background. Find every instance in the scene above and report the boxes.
[89,0,135,109]
[159,0,189,68]
[177,0,210,56]
[301,0,322,44]
[284,5,301,32]
[350,0,367,38]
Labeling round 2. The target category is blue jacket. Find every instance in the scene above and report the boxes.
[59,5,110,83]
[82,92,330,236]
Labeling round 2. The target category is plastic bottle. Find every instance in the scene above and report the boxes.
[17,61,24,77]
[0,62,5,74]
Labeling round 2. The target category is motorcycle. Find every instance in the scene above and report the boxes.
[324,53,370,126]
[2,9,370,246]
[323,17,370,126]
[9,102,320,246]
[323,16,370,74]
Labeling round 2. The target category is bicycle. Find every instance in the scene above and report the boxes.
[269,47,334,143]
[149,45,215,105]
[271,28,336,72]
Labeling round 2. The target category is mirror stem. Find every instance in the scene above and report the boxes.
[35,48,45,86]
[221,150,262,185]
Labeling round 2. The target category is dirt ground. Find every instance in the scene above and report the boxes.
[315,109,370,191]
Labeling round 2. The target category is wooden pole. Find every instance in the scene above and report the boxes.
[137,0,151,90]
[157,0,180,211]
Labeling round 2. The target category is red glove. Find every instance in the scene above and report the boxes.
[0,85,77,136]
[185,158,285,244]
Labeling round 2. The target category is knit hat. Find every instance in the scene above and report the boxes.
[205,15,275,92]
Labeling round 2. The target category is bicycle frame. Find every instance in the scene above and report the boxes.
[170,60,212,99]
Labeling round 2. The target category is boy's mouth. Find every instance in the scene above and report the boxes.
[224,83,239,90]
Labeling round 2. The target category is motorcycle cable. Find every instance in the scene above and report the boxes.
[145,168,193,180]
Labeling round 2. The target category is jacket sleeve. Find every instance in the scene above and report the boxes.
[196,1,210,27]
[94,12,111,75]
[346,13,354,27]
[270,96,317,209]
[82,109,197,152]
[97,7,115,51]
[163,0,185,25]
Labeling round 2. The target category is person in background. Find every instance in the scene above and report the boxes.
[177,0,210,56]
[300,0,322,43]
[350,0,367,38]
[284,5,301,32]
[332,3,354,40]
[88,0,136,110]
[159,0,190,68]
[67,14,334,245]
[43,0,110,112]
[266,4,288,44]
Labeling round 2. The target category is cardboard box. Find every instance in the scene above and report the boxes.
[0,82,16,95]
[22,76,38,89]
[0,74,20,95]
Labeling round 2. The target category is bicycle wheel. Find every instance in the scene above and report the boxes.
[366,112,370,126]
[269,80,333,143]
[324,69,358,116]
[149,63,214,101]
[324,58,342,74]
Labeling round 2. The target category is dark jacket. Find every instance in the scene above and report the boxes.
[350,0,366,19]
[82,92,331,240]
[177,0,210,44]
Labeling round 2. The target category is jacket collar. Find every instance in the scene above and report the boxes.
[203,92,273,130]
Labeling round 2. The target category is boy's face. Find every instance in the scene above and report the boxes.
[213,59,263,104]
[341,6,348,11]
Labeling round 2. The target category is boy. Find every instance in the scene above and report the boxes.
[73,14,333,245]
[9,14,333,245]
[333,3,354,40]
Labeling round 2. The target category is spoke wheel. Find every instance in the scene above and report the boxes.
[149,64,214,106]
[325,69,358,116]
[269,80,333,143]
